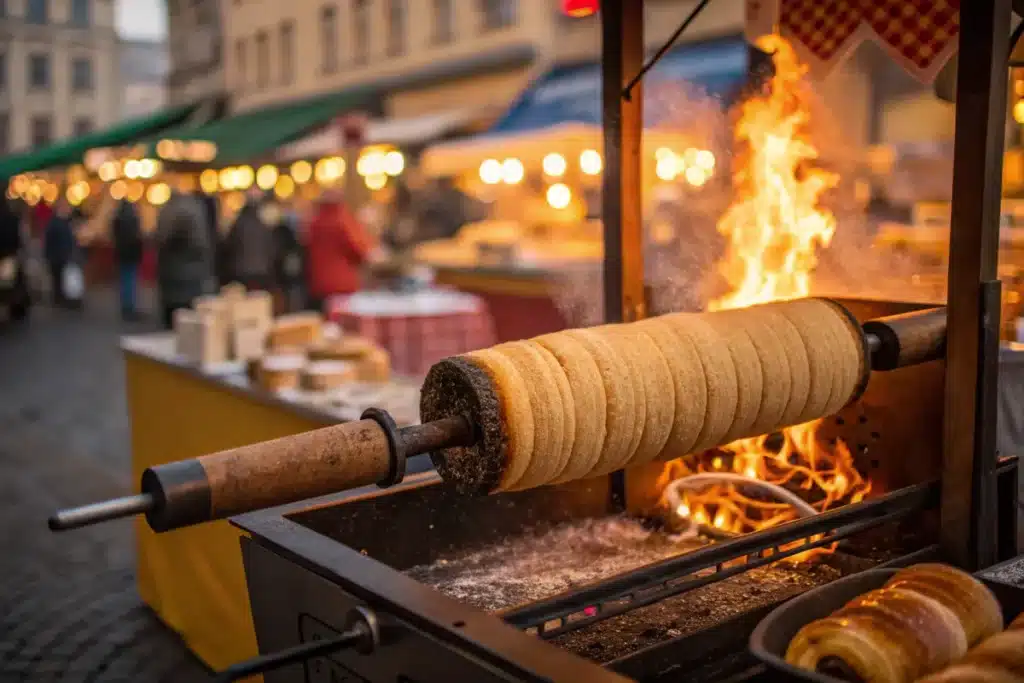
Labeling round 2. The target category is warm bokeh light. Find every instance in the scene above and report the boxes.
[383,151,405,176]
[42,184,58,204]
[274,174,296,199]
[501,158,524,184]
[546,182,572,209]
[684,166,708,187]
[655,157,677,181]
[256,165,279,191]
[200,169,219,193]
[110,180,127,200]
[98,162,118,182]
[580,149,602,175]
[365,173,388,190]
[235,166,255,190]
[146,182,171,206]
[126,181,145,203]
[290,160,312,184]
[123,160,141,179]
[138,158,160,179]
[542,153,567,177]
[479,159,502,185]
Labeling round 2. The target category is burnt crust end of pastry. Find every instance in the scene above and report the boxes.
[421,356,507,495]
[816,297,871,404]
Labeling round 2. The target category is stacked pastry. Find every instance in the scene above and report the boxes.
[421,297,868,494]
[919,604,1024,682]
[786,564,1004,682]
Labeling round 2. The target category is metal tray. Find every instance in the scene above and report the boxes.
[749,566,1024,683]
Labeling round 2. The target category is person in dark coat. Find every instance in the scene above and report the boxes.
[269,200,305,313]
[43,199,76,306]
[0,191,22,260]
[222,187,275,291]
[111,200,143,320]
[155,191,214,329]
[197,191,222,286]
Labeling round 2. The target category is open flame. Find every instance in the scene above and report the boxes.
[662,36,870,538]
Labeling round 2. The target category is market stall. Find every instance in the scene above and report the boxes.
[413,35,757,340]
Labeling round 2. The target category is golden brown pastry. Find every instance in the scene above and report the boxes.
[776,300,836,424]
[534,332,606,484]
[751,302,812,428]
[301,360,355,391]
[958,629,1024,678]
[713,306,791,440]
[528,340,577,483]
[918,664,1024,683]
[885,564,1003,646]
[701,310,764,444]
[597,323,673,465]
[308,336,376,362]
[660,312,739,453]
[635,317,707,460]
[562,328,637,477]
[493,341,566,490]
[786,587,967,682]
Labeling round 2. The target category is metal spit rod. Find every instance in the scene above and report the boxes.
[47,307,946,535]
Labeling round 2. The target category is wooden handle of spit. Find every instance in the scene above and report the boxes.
[197,419,392,519]
[863,307,947,371]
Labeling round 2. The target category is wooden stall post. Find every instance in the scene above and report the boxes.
[941,0,1012,570]
[601,0,645,325]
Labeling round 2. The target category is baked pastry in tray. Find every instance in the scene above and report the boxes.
[786,586,968,682]
[785,564,1004,682]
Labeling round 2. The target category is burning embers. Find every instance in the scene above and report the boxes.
[662,37,870,537]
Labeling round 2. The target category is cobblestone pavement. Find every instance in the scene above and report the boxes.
[1,288,212,683]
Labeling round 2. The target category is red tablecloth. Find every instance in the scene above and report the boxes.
[327,290,496,378]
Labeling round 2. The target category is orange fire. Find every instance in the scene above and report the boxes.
[662,36,870,539]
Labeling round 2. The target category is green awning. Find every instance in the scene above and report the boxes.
[0,102,203,178]
[151,88,370,166]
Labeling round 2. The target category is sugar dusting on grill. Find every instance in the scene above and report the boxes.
[405,516,707,612]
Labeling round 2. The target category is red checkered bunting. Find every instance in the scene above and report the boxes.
[328,291,496,378]
[746,0,959,83]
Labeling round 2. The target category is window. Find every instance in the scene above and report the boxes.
[26,0,47,24]
[28,53,49,89]
[71,57,92,91]
[481,0,516,30]
[386,0,406,56]
[280,20,295,85]
[255,30,269,89]
[432,0,454,44]
[70,0,89,26]
[73,117,92,136]
[353,0,369,65]
[0,53,6,91]
[0,114,8,154]
[234,38,247,90]
[320,4,337,73]
[30,115,50,147]
[0,0,6,18]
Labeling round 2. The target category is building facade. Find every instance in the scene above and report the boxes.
[0,0,120,154]
[165,0,224,105]
[119,38,169,119]
[219,0,747,120]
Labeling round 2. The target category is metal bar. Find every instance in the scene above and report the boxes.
[502,482,935,631]
[48,493,155,531]
[997,456,1020,561]
[601,0,645,325]
[941,0,1011,570]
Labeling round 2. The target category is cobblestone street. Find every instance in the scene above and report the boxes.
[1,288,211,682]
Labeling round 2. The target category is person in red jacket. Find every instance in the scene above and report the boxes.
[305,191,375,312]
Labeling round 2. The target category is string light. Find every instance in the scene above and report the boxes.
[479,159,502,185]
[542,153,567,177]
[580,149,602,175]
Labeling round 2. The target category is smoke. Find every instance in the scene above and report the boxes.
[548,70,947,328]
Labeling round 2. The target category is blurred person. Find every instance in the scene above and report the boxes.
[197,191,223,286]
[43,199,77,306]
[155,190,214,329]
[269,198,305,313]
[222,186,274,291]
[0,191,30,321]
[111,199,143,320]
[305,191,376,313]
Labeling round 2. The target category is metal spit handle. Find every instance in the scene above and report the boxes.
[213,606,380,682]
